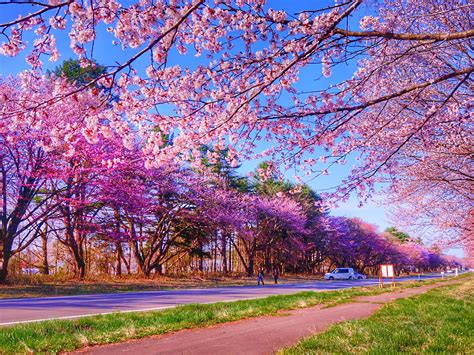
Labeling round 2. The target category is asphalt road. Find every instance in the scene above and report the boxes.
[0,274,448,326]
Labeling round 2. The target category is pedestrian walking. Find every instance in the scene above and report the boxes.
[273,268,279,284]
[257,267,265,286]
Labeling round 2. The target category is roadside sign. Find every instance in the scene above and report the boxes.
[379,264,395,288]
[381,264,394,278]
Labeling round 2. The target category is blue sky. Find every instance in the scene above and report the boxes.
[0,1,463,256]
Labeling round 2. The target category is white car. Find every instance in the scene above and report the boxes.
[324,267,360,280]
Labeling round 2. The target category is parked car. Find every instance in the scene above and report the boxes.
[324,267,360,280]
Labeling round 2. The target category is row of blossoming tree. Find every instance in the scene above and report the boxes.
[0,0,471,281]
[0,72,451,282]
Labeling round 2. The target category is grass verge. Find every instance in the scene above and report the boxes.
[281,275,473,354]
[0,276,459,354]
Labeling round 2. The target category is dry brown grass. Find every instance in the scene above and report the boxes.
[442,276,473,300]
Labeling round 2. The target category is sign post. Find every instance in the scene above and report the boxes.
[379,264,395,288]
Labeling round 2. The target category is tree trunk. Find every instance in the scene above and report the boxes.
[199,255,204,272]
[0,267,7,284]
[213,235,217,272]
[155,263,164,275]
[115,241,123,276]
[228,237,232,273]
[0,236,13,284]
[142,266,152,277]
[130,240,147,276]
[77,259,86,280]
[231,237,248,275]
[264,245,272,273]
[247,238,257,277]
[221,234,227,274]
[72,239,85,280]
[66,227,86,280]
[198,240,204,272]
[0,249,10,284]
[114,209,122,276]
[247,255,255,277]
[125,247,131,274]
[40,231,49,275]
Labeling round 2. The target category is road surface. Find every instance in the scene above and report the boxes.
[0,274,446,326]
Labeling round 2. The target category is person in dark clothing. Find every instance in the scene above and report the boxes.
[257,267,265,286]
[273,268,279,284]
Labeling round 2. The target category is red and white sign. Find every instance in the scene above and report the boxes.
[380,264,394,278]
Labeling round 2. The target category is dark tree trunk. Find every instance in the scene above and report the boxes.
[221,234,227,274]
[77,259,86,280]
[115,241,123,276]
[0,234,14,284]
[114,209,122,276]
[155,263,164,275]
[231,237,248,275]
[0,268,7,284]
[264,245,272,273]
[198,240,204,272]
[228,237,232,273]
[247,238,257,277]
[65,225,86,280]
[247,256,255,277]
[41,231,49,275]
[213,235,217,272]
[125,247,131,274]
[0,246,10,284]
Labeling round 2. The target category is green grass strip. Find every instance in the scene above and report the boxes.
[0,276,459,354]
[281,275,473,354]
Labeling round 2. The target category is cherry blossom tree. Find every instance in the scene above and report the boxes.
[249,162,327,273]
[0,72,112,282]
[0,0,468,279]
[50,133,125,279]
[1,0,470,247]
[230,193,307,276]
[322,217,448,274]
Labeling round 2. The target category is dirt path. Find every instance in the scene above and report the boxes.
[74,281,456,355]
